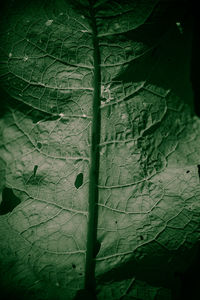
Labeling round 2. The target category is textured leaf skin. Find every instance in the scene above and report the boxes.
[0,1,200,299]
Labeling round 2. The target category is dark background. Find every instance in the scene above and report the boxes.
[175,1,200,299]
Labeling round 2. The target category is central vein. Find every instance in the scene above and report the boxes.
[84,0,101,294]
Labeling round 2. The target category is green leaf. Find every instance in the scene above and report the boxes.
[0,1,199,299]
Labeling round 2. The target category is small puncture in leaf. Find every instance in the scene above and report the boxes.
[33,165,38,177]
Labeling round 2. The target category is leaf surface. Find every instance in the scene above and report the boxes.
[0,1,200,299]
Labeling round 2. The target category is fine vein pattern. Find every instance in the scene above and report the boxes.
[0,1,200,300]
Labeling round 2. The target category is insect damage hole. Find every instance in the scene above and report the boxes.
[0,188,21,215]
[33,165,38,177]
[37,142,42,149]
[74,173,83,189]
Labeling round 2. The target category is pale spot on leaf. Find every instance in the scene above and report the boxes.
[100,147,106,156]
[45,20,53,26]
[23,55,29,62]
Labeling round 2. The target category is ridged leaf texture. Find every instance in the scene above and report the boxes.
[0,1,199,299]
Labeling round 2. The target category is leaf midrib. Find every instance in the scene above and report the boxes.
[84,0,101,294]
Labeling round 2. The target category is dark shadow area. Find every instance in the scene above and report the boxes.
[96,240,200,300]
[113,0,194,114]
[74,288,97,300]
[0,87,9,118]
[178,1,200,297]
[190,0,200,117]
[1,288,28,300]
[94,240,101,257]
[177,244,200,300]
[0,187,21,215]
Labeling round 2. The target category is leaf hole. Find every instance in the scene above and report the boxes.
[186,170,190,173]
[115,220,118,224]
[33,165,38,177]
[37,142,42,149]
[140,235,144,240]
[0,188,21,215]
[72,263,76,269]
[74,173,83,189]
